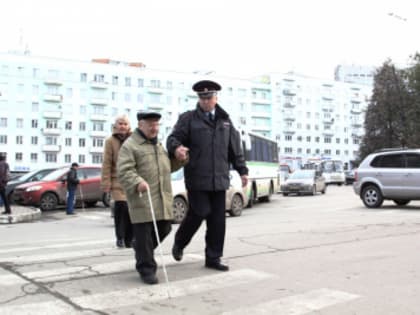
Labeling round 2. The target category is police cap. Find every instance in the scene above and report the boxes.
[192,80,222,98]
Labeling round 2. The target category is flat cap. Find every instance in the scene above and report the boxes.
[137,111,162,121]
[192,80,221,97]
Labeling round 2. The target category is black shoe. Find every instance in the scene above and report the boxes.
[1,211,11,215]
[124,240,132,248]
[172,243,183,261]
[205,261,229,271]
[116,239,124,248]
[141,274,158,285]
[66,212,76,215]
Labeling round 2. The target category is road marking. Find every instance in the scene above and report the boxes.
[221,288,359,315]
[0,300,80,315]
[0,254,204,286]
[0,239,114,255]
[72,269,273,310]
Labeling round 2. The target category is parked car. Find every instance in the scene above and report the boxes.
[281,169,326,196]
[353,149,420,208]
[171,169,248,224]
[5,168,57,203]
[277,163,292,193]
[345,169,356,185]
[13,165,110,211]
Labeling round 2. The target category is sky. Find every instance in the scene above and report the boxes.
[0,0,419,79]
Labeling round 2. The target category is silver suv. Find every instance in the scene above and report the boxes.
[353,149,420,208]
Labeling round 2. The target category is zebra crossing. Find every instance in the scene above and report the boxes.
[0,237,360,314]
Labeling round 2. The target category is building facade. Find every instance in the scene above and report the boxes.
[0,53,371,172]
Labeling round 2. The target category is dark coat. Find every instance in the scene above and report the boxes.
[66,167,79,190]
[0,160,10,190]
[167,104,248,191]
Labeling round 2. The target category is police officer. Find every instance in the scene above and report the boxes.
[167,80,248,271]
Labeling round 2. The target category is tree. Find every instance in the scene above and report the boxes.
[404,53,420,145]
[358,60,412,161]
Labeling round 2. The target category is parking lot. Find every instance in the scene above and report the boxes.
[1,185,420,314]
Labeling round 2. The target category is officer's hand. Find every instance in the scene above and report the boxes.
[137,181,149,193]
[175,145,189,161]
[241,175,248,188]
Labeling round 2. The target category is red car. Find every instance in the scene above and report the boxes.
[13,166,110,211]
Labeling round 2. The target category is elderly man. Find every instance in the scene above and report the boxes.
[117,111,183,285]
[167,80,248,272]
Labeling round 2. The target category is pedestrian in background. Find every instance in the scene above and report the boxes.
[0,154,11,215]
[167,80,248,271]
[117,111,185,285]
[101,114,133,248]
[66,162,80,215]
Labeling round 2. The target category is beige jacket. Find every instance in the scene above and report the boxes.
[101,128,132,201]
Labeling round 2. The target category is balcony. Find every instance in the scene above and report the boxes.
[322,130,334,136]
[148,87,164,94]
[89,146,104,154]
[251,98,271,105]
[44,77,62,85]
[323,118,334,124]
[322,94,334,101]
[90,131,108,138]
[283,101,296,108]
[282,126,296,134]
[351,107,362,114]
[351,121,363,127]
[43,111,62,119]
[90,114,108,121]
[44,94,63,102]
[90,81,108,89]
[251,111,271,118]
[148,103,165,110]
[283,114,295,121]
[41,145,61,152]
[283,88,296,96]
[90,98,108,105]
[42,128,61,135]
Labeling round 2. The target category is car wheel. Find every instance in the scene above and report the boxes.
[260,184,274,202]
[361,185,384,208]
[173,196,188,224]
[393,199,410,206]
[102,192,111,207]
[311,185,316,196]
[283,192,289,197]
[40,192,58,211]
[228,194,244,217]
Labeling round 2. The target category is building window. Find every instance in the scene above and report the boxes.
[66,88,73,98]
[80,105,87,114]
[124,93,131,102]
[324,137,332,143]
[80,73,87,82]
[65,138,72,146]
[112,76,118,85]
[32,85,39,95]
[64,154,71,163]
[92,138,104,147]
[297,136,302,141]
[306,124,311,130]
[336,138,340,144]
[111,91,118,101]
[78,154,85,164]
[0,135,7,144]
[353,138,359,144]
[15,152,23,161]
[344,138,349,144]
[0,118,7,127]
[93,122,104,131]
[112,107,118,116]
[166,81,172,89]
[306,148,311,154]
[137,78,144,87]
[31,119,38,128]
[32,102,39,112]
[297,148,302,154]
[92,154,103,164]
[32,68,40,78]
[45,136,57,145]
[315,137,320,143]
[306,136,311,142]
[16,136,23,144]
[151,80,160,88]
[31,136,38,145]
[16,118,23,128]
[324,149,331,155]
[65,121,72,130]
[79,138,86,147]
[46,120,58,129]
[92,105,105,115]
[94,74,105,82]
[125,77,131,87]
[284,147,293,153]
[79,122,86,131]
[45,153,57,163]
[336,150,341,155]
[285,135,292,141]
[30,153,37,162]
[137,94,143,103]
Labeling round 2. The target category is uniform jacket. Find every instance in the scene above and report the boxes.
[101,127,132,201]
[0,160,10,190]
[167,104,248,191]
[66,167,79,190]
[117,129,184,224]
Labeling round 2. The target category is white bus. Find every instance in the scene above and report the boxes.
[240,131,279,207]
[319,159,345,185]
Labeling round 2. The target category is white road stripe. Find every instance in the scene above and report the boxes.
[0,300,80,315]
[0,239,114,255]
[221,288,360,315]
[0,254,204,286]
[72,269,273,310]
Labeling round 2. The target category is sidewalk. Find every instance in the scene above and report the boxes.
[0,205,41,224]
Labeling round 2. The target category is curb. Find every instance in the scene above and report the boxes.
[0,208,42,224]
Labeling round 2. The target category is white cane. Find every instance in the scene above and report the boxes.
[142,187,171,298]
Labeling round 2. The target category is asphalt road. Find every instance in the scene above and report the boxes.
[0,185,419,314]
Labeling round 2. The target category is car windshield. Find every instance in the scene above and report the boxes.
[18,169,52,181]
[171,168,184,181]
[289,170,314,179]
[41,168,68,181]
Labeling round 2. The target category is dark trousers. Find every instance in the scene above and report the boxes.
[132,220,172,276]
[0,188,11,214]
[175,190,226,263]
[66,188,76,214]
[114,201,133,246]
